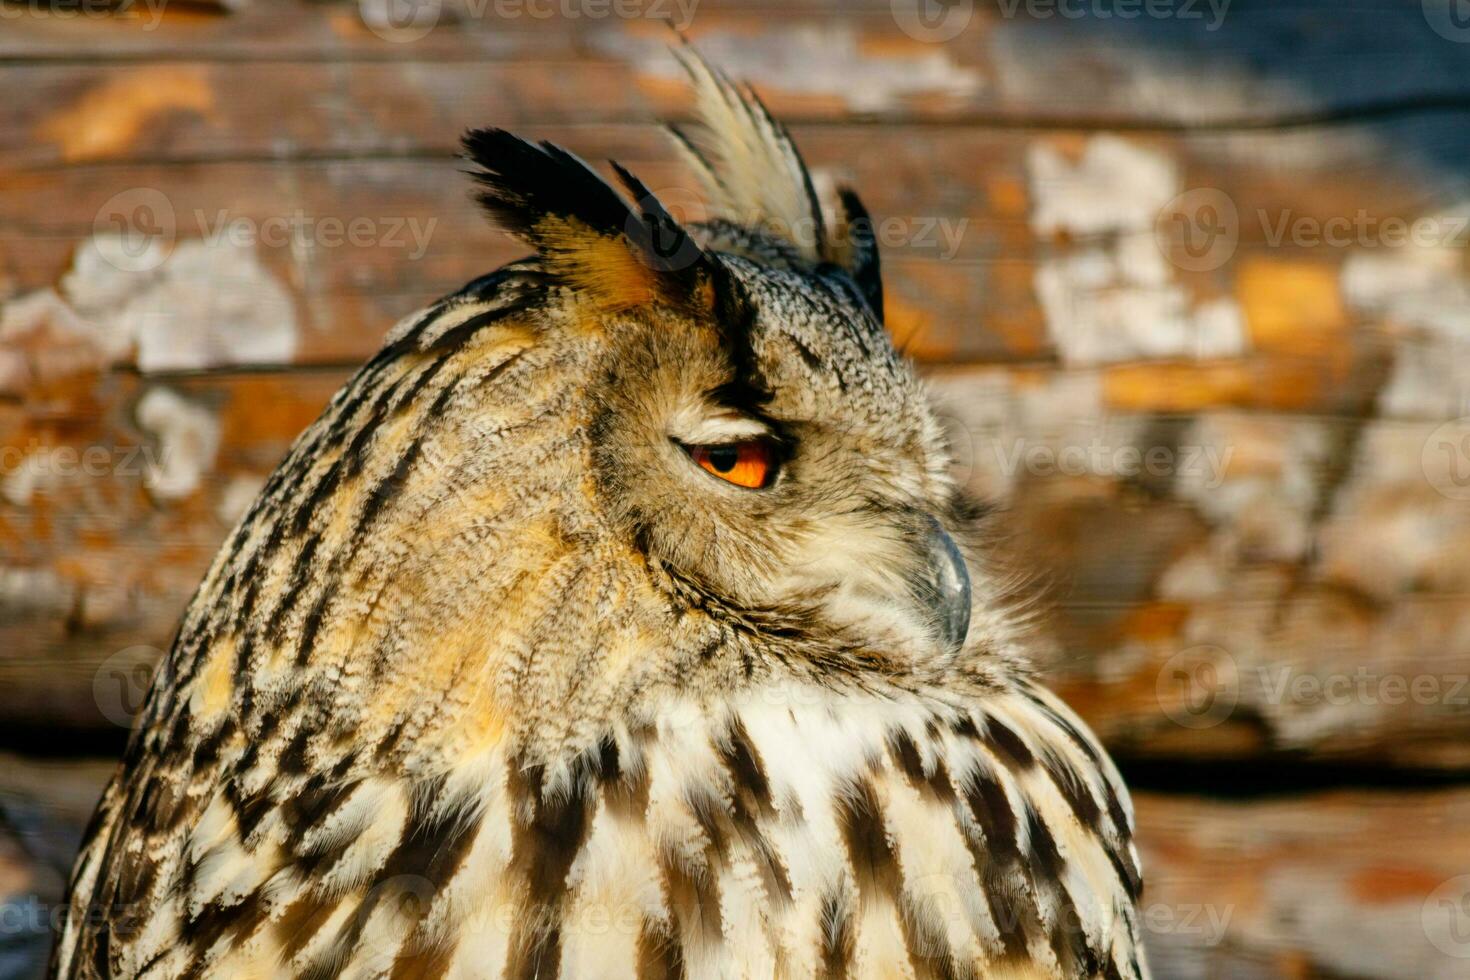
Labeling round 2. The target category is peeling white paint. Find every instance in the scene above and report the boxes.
[61,234,168,313]
[1174,414,1330,564]
[1027,136,1247,366]
[1028,136,1178,239]
[1034,245,1245,365]
[136,387,220,502]
[926,368,1171,502]
[988,33,1275,125]
[1341,213,1470,418]
[593,25,982,114]
[1317,422,1470,600]
[3,448,67,507]
[216,473,266,525]
[0,288,128,395]
[1341,222,1470,339]
[0,565,75,615]
[59,235,298,374]
[118,240,297,372]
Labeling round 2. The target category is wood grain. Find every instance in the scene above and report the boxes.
[4,4,1470,977]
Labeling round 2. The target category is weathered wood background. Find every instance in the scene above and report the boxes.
[4,0,1470,976]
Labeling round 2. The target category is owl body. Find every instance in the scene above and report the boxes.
[56,52,1147,979]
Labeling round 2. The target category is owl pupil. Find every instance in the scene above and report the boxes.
[708,446,739,472]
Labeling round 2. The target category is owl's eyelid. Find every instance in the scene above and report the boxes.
[667,410,772,446]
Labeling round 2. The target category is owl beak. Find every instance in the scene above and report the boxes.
[907,515,972,655]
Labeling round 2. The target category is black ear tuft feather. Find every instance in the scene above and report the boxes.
[836,188,883,320]
[607,161,707,276]
[462,129,626,243]
[461,128,714,311]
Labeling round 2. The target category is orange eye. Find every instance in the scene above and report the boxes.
[687,441,776,489]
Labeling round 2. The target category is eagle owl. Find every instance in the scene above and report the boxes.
[55,51,1148,980]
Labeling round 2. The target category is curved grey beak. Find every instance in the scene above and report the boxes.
[907,515,972,654]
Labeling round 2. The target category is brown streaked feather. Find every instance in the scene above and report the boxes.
[55,49,1146,980]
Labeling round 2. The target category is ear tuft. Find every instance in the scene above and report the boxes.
[462,128,714,313]
[665,44,883,312]
[831,188,883,320]
[666,43,828,264]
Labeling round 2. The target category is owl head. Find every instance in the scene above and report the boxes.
[211,50,1020,758]
[447,49,986,686]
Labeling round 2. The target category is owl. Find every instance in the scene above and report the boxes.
[54,50,1147,980]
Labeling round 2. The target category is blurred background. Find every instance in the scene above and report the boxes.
[4,0,1470,976]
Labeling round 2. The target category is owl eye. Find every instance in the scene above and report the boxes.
[685,440,776,489]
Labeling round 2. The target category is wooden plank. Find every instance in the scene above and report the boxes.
[0,369,349,731]
[1134,788,1470,978]
[4,118,1467,373]
[3,363,1469,769]
[2,1,1467,127]
[9,58,1470,167]
[0,753,115,979]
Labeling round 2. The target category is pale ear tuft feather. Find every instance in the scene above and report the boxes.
[667,43,828,263]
